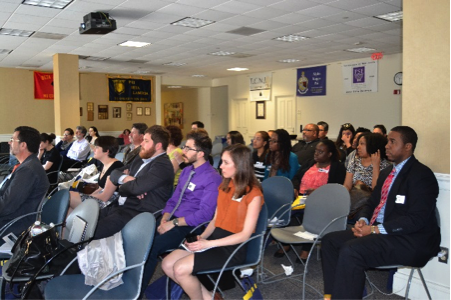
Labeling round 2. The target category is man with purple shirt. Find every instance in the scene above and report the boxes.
[141,129,222,292]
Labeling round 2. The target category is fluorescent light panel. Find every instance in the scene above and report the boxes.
[0,49,12,54]
[345,47,376,53]
[164,62,186,66]
[167,86,182,88]
[192,74,205,77]
[278,59,300,63]
[374,11,403,22]
[227,67,248,72]
[209,51,236,56]
[22,0,73,9]
[171,17,215,28]
[0,28,34,37]
[274,34,309,42]
[119,41,150,48]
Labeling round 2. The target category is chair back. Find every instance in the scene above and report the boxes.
[213,155,221,169]
[121,212,156,296]
[261,176,294,227]
[40,189,70,236]
[63,198,99,242]
[243,204,268,266]
[303,184,350,236]
[211,143,223,157]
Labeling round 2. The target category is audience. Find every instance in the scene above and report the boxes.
[68,136,123,214]
[292,123,321,167]
[166,125,184,186]
[373,124,387,137]
[226,130,245,146]
[38,133,61,185]
[0,126,49,238]
[141,129,222,294]
[344,133,391,192]
[122,123,147,166]
[161,144,264,300]
[321,126,440,299]
[335,123,356,161]
[345,127,371,168]
[93,125,174,239]
[191,121,205,130]
[87,126,100,145]
[61,125,91,170]
[118,128,131,145]
[317,121,329,140]
[264,129,299,180]
[55,128,74,158]
[252,131,269,182]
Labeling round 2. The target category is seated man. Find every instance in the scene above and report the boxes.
[93,125,174,239]
[55,128,74,158]
[141,129,222,293]
[292,123,321,166]
[122,123,147,166]
[0,126,50,238]
[321,126,440,299]
[317,121,329,140]
[61,126,90,170]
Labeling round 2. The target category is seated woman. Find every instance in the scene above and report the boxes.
[276,140,346,260]
[264,129,299,180]
[252,131,269,182]
[38,133,62,186]
[344,133,391,191]
[162,144,264,300]
[87,126,100,148]
[344,127,371,168]
[68,136,123,215]
[335,123,355,161]
[118,128,131,145]
[166,125,184,186]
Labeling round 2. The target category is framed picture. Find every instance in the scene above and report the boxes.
[145,107,151,116]
[164,102,183,128]
[87,102,94,121]
[126,103,132,111]
[256,101,265,119]
[113,107,121,118]
[137,107,143,116]
[127,112,132,121]
[98,105,108,120]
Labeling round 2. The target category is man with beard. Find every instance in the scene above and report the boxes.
[93,125,174,239]
[140,129,222,293]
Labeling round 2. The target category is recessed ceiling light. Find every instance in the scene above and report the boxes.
[274,34,309,42]
[164,62,186,67]
[171,17,215,28]
[22,0,73,9]
[192,74,205,78]
[0,49,12,54]
[227,67,249,72]
[374,11,403,22]
[119,41,151,48]
[208,51,236,56]
[134,70,152,74]
[0,28,34,37]
[167,86,182,88]
[278,59,300,63]
[345,47,376,53]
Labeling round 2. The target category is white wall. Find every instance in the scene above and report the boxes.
[213,53,402,143]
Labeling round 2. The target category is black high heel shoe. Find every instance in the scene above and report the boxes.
[273,246,291,258]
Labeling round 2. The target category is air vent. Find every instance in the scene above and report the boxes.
[127,59,148,64]
[227,27,265,36]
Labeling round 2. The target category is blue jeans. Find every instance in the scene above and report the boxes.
[141,225,200,295]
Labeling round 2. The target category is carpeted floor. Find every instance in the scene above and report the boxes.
[146,242,405,300]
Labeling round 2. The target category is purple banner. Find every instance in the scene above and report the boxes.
[296,65,327,97]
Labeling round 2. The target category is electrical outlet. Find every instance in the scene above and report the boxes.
[438,247,448,264]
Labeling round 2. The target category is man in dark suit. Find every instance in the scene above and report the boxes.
[93,125,174,239]
[321,126,440,299]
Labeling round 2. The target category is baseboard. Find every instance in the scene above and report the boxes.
[393,270,450,300]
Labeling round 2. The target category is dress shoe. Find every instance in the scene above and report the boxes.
[273,246,290,258]
[296,257,307,264]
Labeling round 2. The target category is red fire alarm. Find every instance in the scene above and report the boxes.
[371,52,383,60]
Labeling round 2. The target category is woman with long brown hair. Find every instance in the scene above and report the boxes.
[162,144,264,300]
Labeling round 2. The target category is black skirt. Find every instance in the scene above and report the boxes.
[192,227,247,274]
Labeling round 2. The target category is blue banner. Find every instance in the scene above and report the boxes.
[109,78,151,102]
[296,65,326,97]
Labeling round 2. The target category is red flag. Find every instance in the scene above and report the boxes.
[34,71,54,100]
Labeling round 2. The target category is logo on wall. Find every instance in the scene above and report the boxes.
[113,79,126,95]
[296,66,326,97]
[297,71,309,95]
[353,67,365,83]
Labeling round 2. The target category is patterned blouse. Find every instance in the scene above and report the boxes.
[346,155,391,188]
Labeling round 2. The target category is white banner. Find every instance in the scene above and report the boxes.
[342,59,378,93]
[249,72,272,101]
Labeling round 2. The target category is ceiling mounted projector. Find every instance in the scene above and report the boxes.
[79,12,117,35]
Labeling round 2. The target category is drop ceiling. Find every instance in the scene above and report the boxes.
[0,0,402,79]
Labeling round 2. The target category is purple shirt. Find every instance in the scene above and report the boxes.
[162,162,222,226]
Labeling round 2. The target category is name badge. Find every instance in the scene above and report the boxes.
[395,195,405,204]
[232,196,243,202]
[187,182,196,191]
[318,168,329,173]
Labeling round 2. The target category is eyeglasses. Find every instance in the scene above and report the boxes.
[342,123,352,129]
[9,138,20,143]
[268,139,278,143]
[63,133,72,136]
[183,146,201,152]
[319,129,325,131]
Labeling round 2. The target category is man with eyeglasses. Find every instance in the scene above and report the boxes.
[0,126,49,238]
[317,121,329,140]
[292,123,321,166]
[55,127,74,158]
[140,129,222,295]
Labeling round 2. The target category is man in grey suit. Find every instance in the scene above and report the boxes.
[0,126,49,238]
[94,125,174,239]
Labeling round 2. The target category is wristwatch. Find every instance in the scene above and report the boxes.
[172,218,179,226]
[371,226,377,234]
